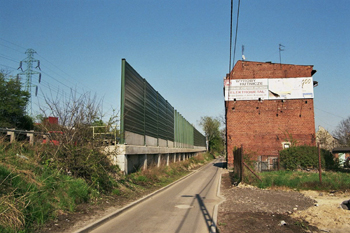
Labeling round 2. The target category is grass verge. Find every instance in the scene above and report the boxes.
[242,169,350,191]
[0,141,214,233]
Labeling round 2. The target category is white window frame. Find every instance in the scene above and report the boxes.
[282,142,291,149]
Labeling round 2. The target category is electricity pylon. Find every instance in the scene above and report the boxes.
[17,48,41,115]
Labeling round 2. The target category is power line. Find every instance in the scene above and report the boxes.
[0,54,18,63]
[36,54,118,109]
[316,118,337,128]
[0,63,17,70]
[0,38,27,50]
[0,40,119,119]
[229,0,233,73]
[36,53,100,95]
[0,40,87,94]
[40,70,78,93]
[232,0,241,67]
[0,43,24,54]
[315,107,345,119]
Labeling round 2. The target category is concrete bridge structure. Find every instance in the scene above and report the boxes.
[109,131,206,174]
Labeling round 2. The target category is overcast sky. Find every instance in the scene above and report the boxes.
[1,0,349,134]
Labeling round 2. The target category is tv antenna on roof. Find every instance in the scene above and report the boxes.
[279,44,285,64]
[242,45,245,61]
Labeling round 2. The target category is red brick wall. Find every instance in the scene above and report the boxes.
[225,61,316,167]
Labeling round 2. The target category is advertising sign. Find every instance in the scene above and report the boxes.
[224,79,268,101]
[224,77,313,101]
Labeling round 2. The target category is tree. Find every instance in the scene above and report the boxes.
[316,126,339,151]
[199,116,224,153]
[0,71,33,130]
[40,89,118,146]
[39,89,119,191]
[333,116,350,147]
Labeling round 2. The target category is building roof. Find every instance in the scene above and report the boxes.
[228,60,316,80]
[234,60,314,67]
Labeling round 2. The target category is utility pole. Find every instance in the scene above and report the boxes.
[17,48,41,115]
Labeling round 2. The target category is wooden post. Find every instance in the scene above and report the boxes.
[318,143,322,184]
[241,144,244,182]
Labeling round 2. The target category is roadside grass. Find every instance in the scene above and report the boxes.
[0,146,91,233]
[0,140,215,233]
[242,169,350,191]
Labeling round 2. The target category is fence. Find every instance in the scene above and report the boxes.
[120,59,206,148]
[233,145,262,184]
[256,155,279,172]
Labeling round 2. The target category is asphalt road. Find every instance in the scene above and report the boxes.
[89,158,224,233]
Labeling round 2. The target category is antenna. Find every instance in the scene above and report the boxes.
[279,44,285,64]
[242,45,245,61]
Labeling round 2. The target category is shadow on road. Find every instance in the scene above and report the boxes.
[196,194,217,233]
[175,161,221,233]
[213,161,226,168]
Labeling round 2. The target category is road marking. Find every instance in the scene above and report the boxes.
[175,205,194,209]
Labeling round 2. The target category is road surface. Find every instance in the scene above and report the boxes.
[89,158,224,233]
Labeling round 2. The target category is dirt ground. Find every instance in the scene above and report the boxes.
[217,171,350,233]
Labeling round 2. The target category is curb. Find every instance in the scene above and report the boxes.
[212,168,227,233]
[74,159,217,233]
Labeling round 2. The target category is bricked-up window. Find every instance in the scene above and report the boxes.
[282,142,291,149]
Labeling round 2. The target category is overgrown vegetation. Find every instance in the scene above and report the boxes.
[243,170,350,191]
[236,145,348,191]
[35,89,121,193]
[0,140,214,233]
[0,142,92,232]
[279,145,339,170]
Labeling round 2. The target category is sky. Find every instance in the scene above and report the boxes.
[0,0,349,135]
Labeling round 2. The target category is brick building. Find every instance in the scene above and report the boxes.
[225,61,317,168]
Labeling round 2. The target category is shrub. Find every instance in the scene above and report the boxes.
[279,145,339,170]
[39,144,118,192]
[0,144,92,232]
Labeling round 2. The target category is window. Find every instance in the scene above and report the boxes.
[282,142,291,149]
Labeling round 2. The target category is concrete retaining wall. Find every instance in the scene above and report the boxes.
[107,144,206,174]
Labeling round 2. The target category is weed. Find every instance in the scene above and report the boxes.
[0,192,27,232]
[112,189,121,195]
[0,142,95,232]
[246,170,350,191]
[294,220,309,230]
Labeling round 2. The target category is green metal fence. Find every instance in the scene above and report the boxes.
[120,59,205,148]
